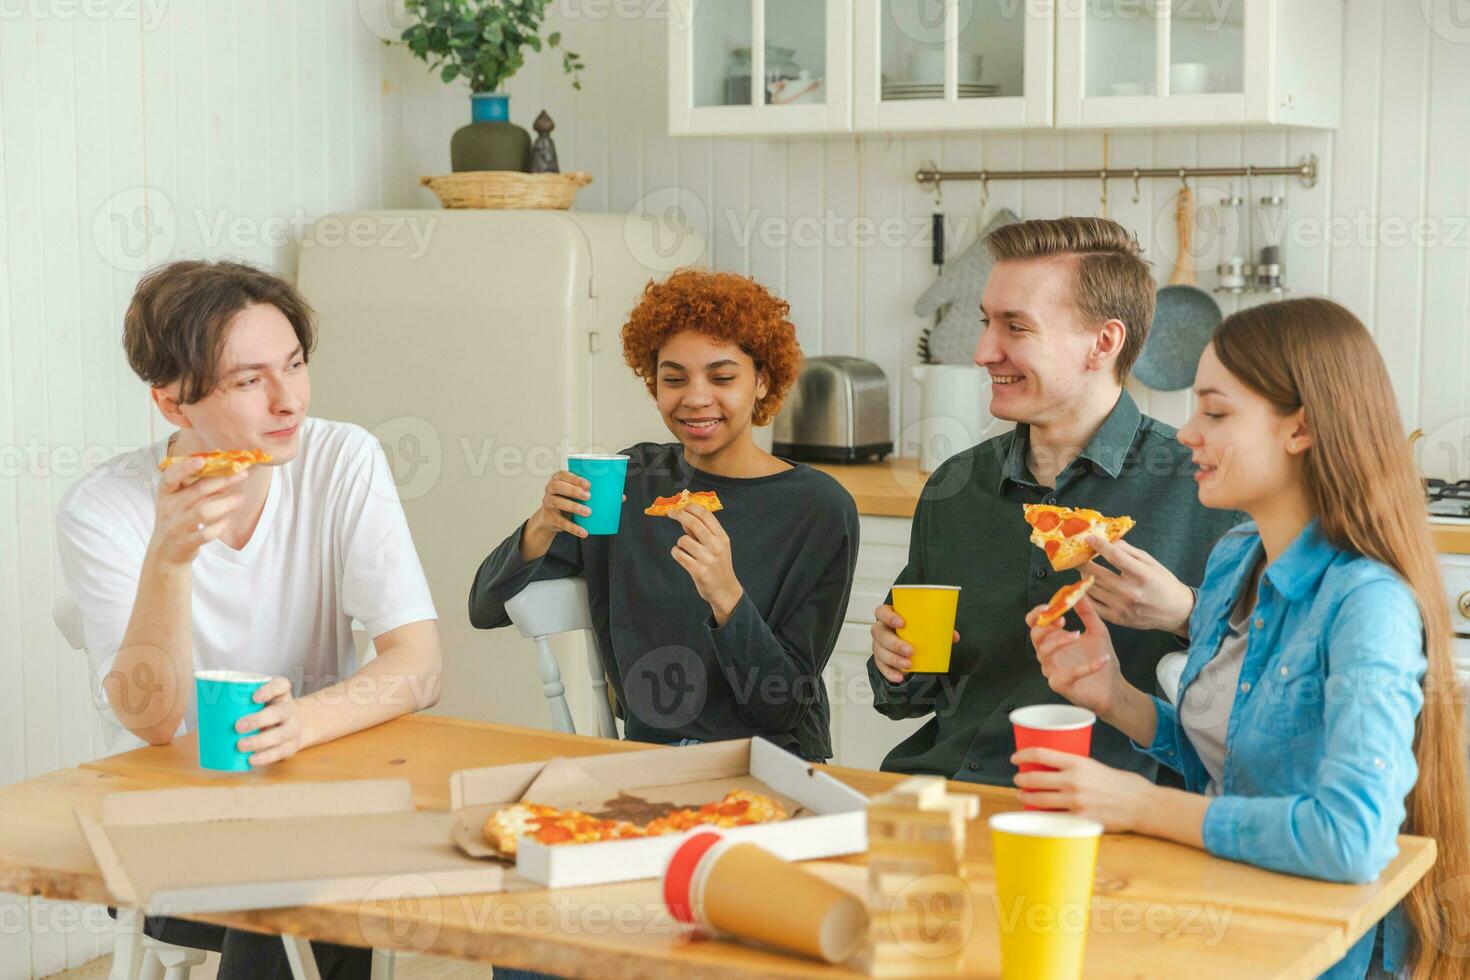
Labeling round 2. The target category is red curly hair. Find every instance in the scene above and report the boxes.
[621,269,803,426]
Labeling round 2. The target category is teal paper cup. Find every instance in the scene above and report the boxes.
[567,453,630,535]
[195,669,271,771]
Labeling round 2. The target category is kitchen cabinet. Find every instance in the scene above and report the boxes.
[852,0,1054,132]
[670,0,1343,136]
[1055,0,1343,129]
[822,515,929,770]
[667,0,852,136]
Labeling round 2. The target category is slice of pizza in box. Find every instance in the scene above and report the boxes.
[448,738,869,889]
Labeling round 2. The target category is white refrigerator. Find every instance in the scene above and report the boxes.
[298,209,706,732]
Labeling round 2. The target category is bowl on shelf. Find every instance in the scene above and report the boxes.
[1169,62,1211,95]
[1107,80,1154,96]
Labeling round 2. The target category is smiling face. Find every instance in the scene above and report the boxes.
[975,256,1126,426]
[159,303,311,463]
[1177,343,1308,512]
[654,329,768,459]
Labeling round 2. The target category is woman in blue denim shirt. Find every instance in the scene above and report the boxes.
[1014,298,1469,979]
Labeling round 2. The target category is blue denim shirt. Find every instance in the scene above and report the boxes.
[1135,520,1425,978]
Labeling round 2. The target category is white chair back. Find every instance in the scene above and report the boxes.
[1157,651,1187,705]
[504,578,618,739]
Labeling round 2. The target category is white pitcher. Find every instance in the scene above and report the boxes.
[910,364,991,473]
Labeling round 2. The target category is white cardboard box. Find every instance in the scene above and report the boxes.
[76,779,507,914]
[449,738,870,889]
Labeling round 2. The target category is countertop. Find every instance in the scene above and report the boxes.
[814,456,1470,556]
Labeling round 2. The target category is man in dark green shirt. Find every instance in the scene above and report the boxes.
[868,217,1243,786]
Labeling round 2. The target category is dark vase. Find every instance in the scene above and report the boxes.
[450,94,531,172]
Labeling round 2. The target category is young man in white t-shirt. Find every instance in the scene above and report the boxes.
[56,259,442,979]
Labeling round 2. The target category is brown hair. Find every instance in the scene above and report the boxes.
[1213,297,1470,979]
[984,217,1155,382]
[123,259,317,405]
[621,268,802,426]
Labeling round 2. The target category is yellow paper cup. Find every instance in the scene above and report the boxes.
[891,585,960,673]
[988,811,1103,980]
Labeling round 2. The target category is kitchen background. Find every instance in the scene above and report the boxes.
[1,1,1467,973]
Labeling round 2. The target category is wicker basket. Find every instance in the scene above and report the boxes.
[420,171,593,210]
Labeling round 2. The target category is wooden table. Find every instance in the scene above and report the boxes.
[0,714,1435,979]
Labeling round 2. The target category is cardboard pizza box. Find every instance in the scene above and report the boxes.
[75,779,508,914]
[449,738,870,888]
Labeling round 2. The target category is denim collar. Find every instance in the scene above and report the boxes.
[1263,519,1337,601]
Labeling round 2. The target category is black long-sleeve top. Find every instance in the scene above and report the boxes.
[469,442,859,760]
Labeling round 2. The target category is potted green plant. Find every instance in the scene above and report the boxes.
[399,0,584,173]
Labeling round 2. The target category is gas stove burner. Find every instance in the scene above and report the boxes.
[1426,480,1470,522]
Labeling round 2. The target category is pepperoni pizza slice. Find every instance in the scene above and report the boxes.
[1023,503,1135,571]
[1036,576,1096,628]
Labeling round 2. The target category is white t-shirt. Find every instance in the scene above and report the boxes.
[55,417,438,755]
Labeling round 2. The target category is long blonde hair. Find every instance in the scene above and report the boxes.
[1213,297,1469,978]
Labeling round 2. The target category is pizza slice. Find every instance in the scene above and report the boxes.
[158,449,273,479]
[644,488,725,517]
[643,789,789,836]
[481,803,645,856]
[1035,576,1096,628]
[1023,503,1135,571]
[480,790,788,855]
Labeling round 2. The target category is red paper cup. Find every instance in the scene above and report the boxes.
[1010,705,1096,812]
[663,831,724,925]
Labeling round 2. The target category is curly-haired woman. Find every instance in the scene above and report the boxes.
[469,269,858,762]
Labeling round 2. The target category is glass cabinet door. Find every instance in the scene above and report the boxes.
[764,0,828,107]
[692,0,752,107]
[1168,0,1243,96]
[857,0,1050,130]
[1084,0,1158,98]
[1060,0,1253,127]
[673,0,848,134]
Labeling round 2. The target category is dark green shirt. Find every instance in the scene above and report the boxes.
[868,391,1244,786]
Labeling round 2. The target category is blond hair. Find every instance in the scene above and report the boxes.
[984,217,1155,382]
[1214,297,1470,979]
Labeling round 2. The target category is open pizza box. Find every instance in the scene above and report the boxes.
[75,779,508,915]
[448,737,870,889]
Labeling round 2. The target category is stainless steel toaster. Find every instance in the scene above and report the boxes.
[773,356,893,463]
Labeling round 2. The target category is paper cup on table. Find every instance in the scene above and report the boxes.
[664,832,868,964]
[989,811,1103,980]
[194,670,271,772]
[1011,705,1096,811]
[566,453,629,535]
[891,585,960,673]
